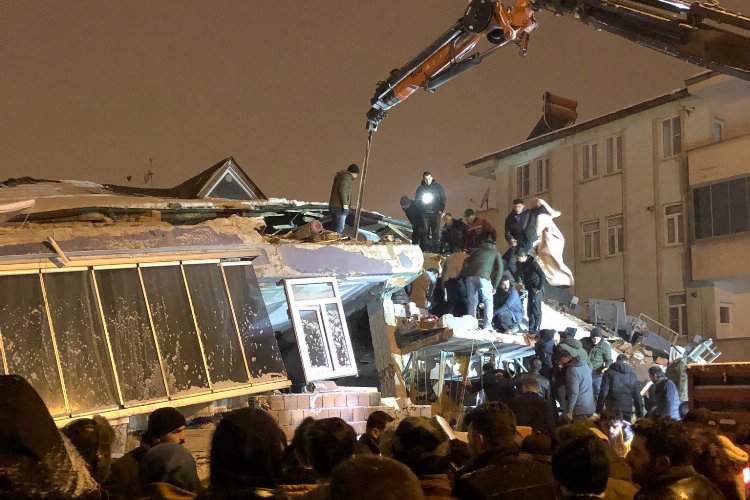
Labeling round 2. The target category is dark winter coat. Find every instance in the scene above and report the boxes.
[453,444,556,500]
[329,170,354,209]
[589,338,613,375]
[596,360,645,417]
[564,359,596,417]
[504,208,538,251]
[509,392,557,437]
[494,287,525,324]
[353,433,379,455]
[465,217,498,251]
[440,219,467,253]
[534,330,556,378]
[401,200,423,244]
[651,377,681,420]
[106,445,150,499]
[558,337,592,369]
[415,180,446,214]
[515,373,551,400]
[467,370,517,406]
[633,465,725,500]
[517,258,546,291]
[419,474,453,500]
[140,442,200,495]
[460,241,504,289]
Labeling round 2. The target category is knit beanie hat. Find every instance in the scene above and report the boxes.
[147,407,186,440]
[347,164,360,174]
[590,327,603,338]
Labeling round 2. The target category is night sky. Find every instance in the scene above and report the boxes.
[1,1,744,218]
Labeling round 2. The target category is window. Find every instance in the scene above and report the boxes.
[668,293,688,335]
[719,305,731,324]
[605,134,623,174]
[581,142,598,180]
[606,215,624,255]
[516,163,530,198]
[661,116,682,158]
[693,176,750,239]
[582,220,600,260]
[713,120,724,142]
[535,157,550,193]
[664,203,684,245]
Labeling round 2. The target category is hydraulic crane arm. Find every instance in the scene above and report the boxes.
[367,0,750,131]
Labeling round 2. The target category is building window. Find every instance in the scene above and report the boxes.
[582,220,600,260]
[719,305,731,324]
[516,163,530,198]
[713,120,724,142]
[661,115,682,158]
[581,142,598,180]
[535,157,550,193]
[668,293,688,335]
[606,215,624,255]
[664,203,684,245]
[693,176,750,239]
[605,134,623,174]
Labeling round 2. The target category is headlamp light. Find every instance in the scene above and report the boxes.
[421,192,434,204]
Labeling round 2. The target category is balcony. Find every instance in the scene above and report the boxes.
[688,133,750,187]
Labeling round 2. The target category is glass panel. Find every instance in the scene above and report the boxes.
[184,264,249,388]
[291,282,335,301]
[672,117,682,154]
[584,234,592,258]
[713,122,723,142]
[608,229,616,255]
[616,136,623,170]
[668,294,686,306]
[669,307,680,333]
[593,231,600,258]
[618,227,624,252]
[582,146,589,179]
[544,159,550,189]
[591,143,598,175]
[0,274,66,415]
[96,268,167,404]
[607,216,623,228]
[665,204,682,216]
[667,218,676,244]
[662,120,671,157]
[44,271,118,413]
[299,308,331,369]
[728,178,749,234]
[710,182,730,236]
[207,174,252,200]
[681,306,688,335]
[693,187,713,239]
[719,306,730,324]
[224,265,286,381]
[606,137,614,173]
[325,304,351,368]
[141,266,209,397]
[536,160,543,193]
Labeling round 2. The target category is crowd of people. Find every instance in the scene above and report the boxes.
[3,370,749,500]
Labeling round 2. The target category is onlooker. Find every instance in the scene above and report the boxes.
[460,237,504,328]
[589,328,613,396]
[328,163,360,234]
[504,198,539,253]
[304,418,357,483]
[202,408,286,499]
[646,366,680,420]
[389,417,453,499]
[596,354,645,421]
[400,196,423,245]
[439,213,467,254]
[516,251,546,333]
[140,442,200,499]
[355,411,395,455]
[627,417,723,499]
[534,329,556,378]
[666,355,690,403]
[454,402,556,499]
[561,350,596,421]
[329,455,425,500]
[509,377,557,437]
[415,171,446,252]
[685,422,748,500]
[106,406,188,499]
[553,434,611,499]
[281,417,317,486]
[440,250,468,317]
[62,415,116,485]
[492,277,524,333]
[463,209,498,252]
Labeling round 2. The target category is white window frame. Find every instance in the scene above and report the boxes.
[661,115,682,159]
[713,119,725,143]
[581,220,601,261]
[580,141,599,181]
[516,163,530,198]
[667,292,688,336]
[605,134,623,174]
[664,203,684,246]
[606,214,624,256]
[534,156,550,194]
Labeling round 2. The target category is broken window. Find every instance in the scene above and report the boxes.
[582,220,600,260]
[664,203,684,246]
[284,277,357,381]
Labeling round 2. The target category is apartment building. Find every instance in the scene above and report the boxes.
[465,73,750,359]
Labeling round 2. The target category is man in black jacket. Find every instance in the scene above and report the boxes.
[415,171,446,252]
[517,251,546,333]
[596,354,644,421]
[439,212,467,254]
[400,196,422,245]
[510,377,557,437]
[504,198,539,253]
[354,410,394,455]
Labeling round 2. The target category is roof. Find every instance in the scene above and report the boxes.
[464,88,690,167]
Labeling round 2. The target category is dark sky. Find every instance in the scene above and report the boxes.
[1,1,742,218]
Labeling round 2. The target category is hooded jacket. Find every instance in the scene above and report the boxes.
[465,217,498,252]
[564,359,596,417]
[460,241,504,289]
[589,338,613,374]
[534,330,556,378]
[596,360,644,417]
[415,180,446,214]
[494,287,525,324]
[634,465,725,500]
[651,377,681,420]
[440,219,467,253]
[329,170,354,209]
[558,337,592,369]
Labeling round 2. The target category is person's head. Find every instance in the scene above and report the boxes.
[422,171,433,184]
[442,212,454,226]
[463,208,476,224]
[209,408,285,492]
[61,416,116,484]
[481,362,495,374]
[562,326,577,340]
[512,198,525,214]
[329,455,424,500]
[529,357,543,375]
[627,417,693,486]
[305,417,356,480]
[366,411,395,443]
[559,350,574,366]
[347,164,360,178]
[464,402,516,459]
[520,433,552,457]
[647,366,666,383]
[590,327,603,345]
[539,329,556,343]
[516,250,529,263]
[147,407,187,446]
[520,377,541,395]
[140,442,200,493]
[499,276,511,292]
[683,407,715,427]
[388,417,450,476]
[615,354,629,364]
[290,417,316,467]
[553,435,610,498]
[399,196,411,209]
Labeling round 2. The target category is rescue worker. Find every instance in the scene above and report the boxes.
[328,164,360,234]
[414,171,446,252]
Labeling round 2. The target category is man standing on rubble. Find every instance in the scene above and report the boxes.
[460,236,504,329]
[504,198,540,253]
[589,328,613,397]
[328,164,360,234]
[517,250,546,333]
[415,171,446,252]
[400,196,422,245]
[463,209,498,253]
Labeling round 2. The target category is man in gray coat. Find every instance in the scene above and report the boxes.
[561,350,595,421]
[460,238,504,329]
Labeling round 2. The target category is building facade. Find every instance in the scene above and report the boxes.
[465,73,750,359]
